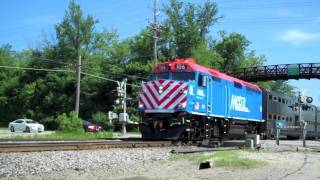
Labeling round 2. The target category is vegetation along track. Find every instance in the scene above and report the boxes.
[0,139,175,153]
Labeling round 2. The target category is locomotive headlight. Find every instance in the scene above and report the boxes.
[180,89,187,95]
[178,102,187,109]
[159,86,163,94]
[139,103,144,108]
[183,90,187,95]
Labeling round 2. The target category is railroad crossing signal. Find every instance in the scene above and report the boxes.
[116,78,128,135]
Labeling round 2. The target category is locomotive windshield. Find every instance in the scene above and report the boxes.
[150,72,169,80]
[172,72,195,81]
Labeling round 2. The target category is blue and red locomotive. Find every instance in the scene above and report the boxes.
[138,58,264,140]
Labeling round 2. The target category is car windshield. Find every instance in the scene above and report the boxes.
[150,72,169,80]
[26,120,38,124]
[172,72,195,81]
[82,120,92,125]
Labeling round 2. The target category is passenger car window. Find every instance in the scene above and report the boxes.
[15,120,23,123]
[26,120,37,124]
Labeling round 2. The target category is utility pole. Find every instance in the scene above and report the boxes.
[75,55,81,117]
[315,107,318,141]
[122,78,127,135]
[152,0,159,66]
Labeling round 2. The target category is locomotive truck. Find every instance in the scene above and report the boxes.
[138,58,320,140]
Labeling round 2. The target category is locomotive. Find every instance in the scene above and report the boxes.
[138,58,320,140]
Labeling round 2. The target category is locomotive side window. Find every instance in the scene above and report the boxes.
[234,82,242,89]
[269,95,272,100]
[172,72,195,81]
[198,74,207,86]
[213,76,221,82]
[268,114,272,120]
[150,72,169,80]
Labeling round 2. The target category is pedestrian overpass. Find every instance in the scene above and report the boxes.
[230,63,320,82]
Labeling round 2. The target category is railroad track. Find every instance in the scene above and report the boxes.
[0,140,175,153]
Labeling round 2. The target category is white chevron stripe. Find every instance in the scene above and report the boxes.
[159,83,188,108]
[143,84,158,108]
[140,93,151,109]
[158,81,181,100]
[155,79,170,88]
[168,94,187,109]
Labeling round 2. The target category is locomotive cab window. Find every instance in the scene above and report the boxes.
[150,72,169,80]
[172,72,195,81]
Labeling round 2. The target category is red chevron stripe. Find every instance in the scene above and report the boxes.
[164,91,185,109]
[158,82,183,105]
[142,91,155,109]
[145,83,160,105]
[174,96,187,109]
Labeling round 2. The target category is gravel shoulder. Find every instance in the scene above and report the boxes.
[1,140,320,180]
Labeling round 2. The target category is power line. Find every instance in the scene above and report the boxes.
[0,65,141,87]
[0,65,75,73]
[81,72,141,87]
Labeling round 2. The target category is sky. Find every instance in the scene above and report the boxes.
[0,0,319,106]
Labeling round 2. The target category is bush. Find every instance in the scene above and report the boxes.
[92,111,113,131]
[41,116,59,130]
[57,111,83,132]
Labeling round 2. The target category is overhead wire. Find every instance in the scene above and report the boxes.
[0,64,142,87]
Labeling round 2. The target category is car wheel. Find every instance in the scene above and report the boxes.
[10,126,15,132]
[26,127,31,133]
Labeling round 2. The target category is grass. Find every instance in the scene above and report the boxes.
[170,150,267,168]
[0,131,113,141]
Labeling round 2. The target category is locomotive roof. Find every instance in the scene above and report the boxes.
[153,58,261,92]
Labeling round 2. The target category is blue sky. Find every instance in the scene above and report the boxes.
[0,0,319,105]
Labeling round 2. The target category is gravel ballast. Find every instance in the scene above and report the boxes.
[0,148,171,179]
[1,140,320,180]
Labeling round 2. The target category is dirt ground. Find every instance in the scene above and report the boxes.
[18,140,320,180]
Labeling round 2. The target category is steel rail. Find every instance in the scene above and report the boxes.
[0,140,174,153]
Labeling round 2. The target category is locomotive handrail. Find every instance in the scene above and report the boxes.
[230,63,320,82]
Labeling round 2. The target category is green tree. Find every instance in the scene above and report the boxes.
[162,0,219,58]
[91,111,113,130]
[57,111,83,132]
[55,0,97,61]
[214,32,250,73]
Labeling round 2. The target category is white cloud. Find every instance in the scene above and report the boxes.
[279,29,320,45]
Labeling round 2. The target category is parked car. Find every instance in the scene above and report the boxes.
[82,120,102,132]
[8,119,45,133]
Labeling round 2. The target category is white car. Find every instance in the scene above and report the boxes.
[8,119,45,133]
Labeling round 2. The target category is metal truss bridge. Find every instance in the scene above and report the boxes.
[230,63,320,82]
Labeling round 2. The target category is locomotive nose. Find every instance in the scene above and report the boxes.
[139,80,189,111]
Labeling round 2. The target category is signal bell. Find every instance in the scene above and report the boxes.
[306,97,313,103]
